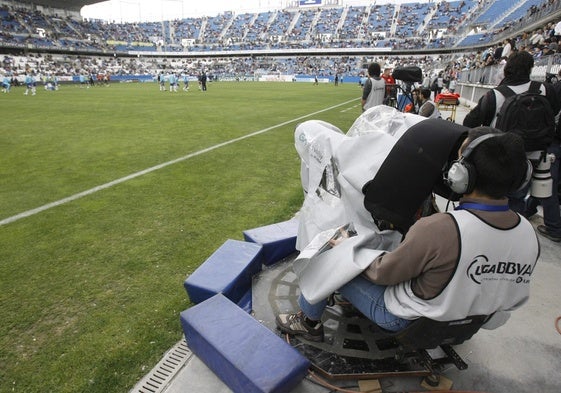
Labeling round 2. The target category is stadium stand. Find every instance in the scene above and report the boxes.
[4,2,561,393]
[1,0,561,85]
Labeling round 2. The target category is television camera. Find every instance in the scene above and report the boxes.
[385,66,423,112]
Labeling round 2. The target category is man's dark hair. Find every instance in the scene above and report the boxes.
[420,88,431,99]
[503,51,534,79]
[463,127,527,198]
[368,63,381,78]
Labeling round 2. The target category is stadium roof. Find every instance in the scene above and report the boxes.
[22,0,98,12]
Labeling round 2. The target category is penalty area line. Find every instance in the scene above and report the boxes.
[0,97,359,227]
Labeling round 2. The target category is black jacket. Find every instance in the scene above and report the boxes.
[463,81,560,128]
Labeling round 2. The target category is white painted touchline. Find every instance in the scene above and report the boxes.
[1,98,359,226]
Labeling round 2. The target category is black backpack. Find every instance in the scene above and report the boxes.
[495,81,555,151]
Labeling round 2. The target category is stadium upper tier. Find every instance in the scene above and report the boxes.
[0,0,558,55]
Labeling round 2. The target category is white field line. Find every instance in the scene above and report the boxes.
[341,103,361,112]
[1,98,359,226]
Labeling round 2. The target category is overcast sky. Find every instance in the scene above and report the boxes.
[80,0,413,23]
[81,0,286,22]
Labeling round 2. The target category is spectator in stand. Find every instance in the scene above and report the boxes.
[541,43,555,56]
[544,22,556,40]
[493,43,504,62]
[517,32,531,51]
[501,39,512,60]
[550,38,559,53]
[555,20,561,39]
[530,28,545,47]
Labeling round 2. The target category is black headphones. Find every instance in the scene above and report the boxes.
[445,133,533,195]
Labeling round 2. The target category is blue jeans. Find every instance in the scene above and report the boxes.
[526,142,561,236]
[298,275,412,332]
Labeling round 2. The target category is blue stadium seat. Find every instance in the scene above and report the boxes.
[474,0,512,25]
[180,294,310,393]
[184,239,263,305]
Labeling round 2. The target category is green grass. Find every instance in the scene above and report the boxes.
[0,81,361,393]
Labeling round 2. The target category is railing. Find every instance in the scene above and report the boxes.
[457,53,561,106]
[457,53,561,85]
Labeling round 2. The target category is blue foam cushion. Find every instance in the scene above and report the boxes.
[184,239,263,304]
[180,294,310,393]
[237,287,252,314]
[243,219,298,265]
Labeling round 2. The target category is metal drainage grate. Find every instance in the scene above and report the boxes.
[131,339,192,393]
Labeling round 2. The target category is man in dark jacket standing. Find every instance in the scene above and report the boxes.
[463,51,559,128]
[463,51,561,241]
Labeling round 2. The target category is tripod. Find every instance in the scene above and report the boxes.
[384,82,416,112]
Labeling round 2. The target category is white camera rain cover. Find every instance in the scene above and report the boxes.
[294,107,424,250]
[292,222,402,305]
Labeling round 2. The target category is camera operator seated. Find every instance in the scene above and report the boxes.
[417,88,442,119]
[276,127,539,341]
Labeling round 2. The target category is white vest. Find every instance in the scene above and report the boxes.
[384,210,539,321]
[419,100,441,119]
[363,77,386,111]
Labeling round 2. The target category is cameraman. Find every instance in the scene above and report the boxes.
[362,62,386,111]
[417,88,441,118]
[276,128,538,340]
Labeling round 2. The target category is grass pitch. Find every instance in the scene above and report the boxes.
[0,80,361,392]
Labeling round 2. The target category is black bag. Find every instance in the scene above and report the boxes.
[495,81,555,151]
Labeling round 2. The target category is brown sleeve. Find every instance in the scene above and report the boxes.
[362,213,460,299]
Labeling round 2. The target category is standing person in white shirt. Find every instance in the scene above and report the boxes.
[501,38,512,60]
[361,62,386,112]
